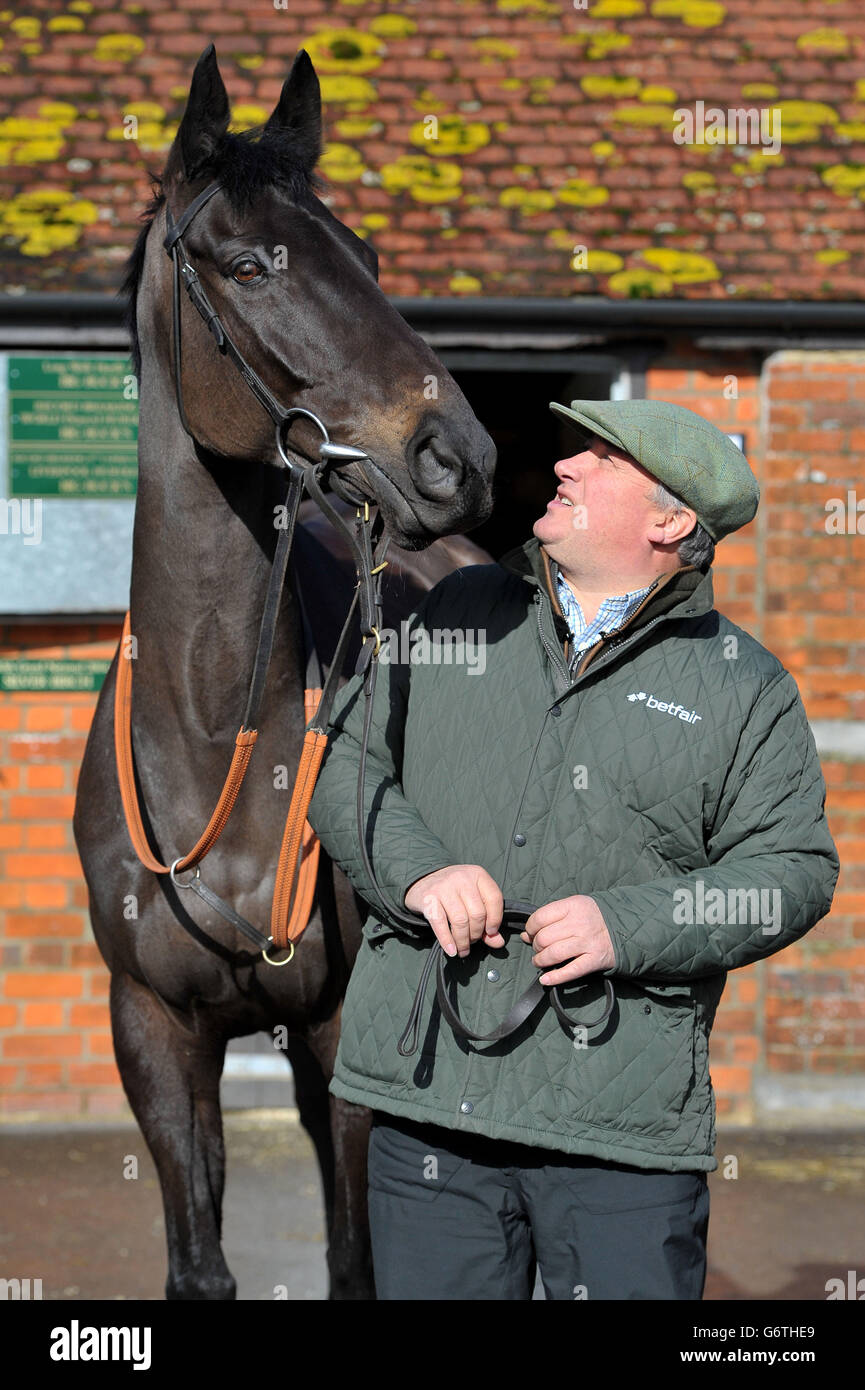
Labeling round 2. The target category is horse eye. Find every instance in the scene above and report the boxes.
[232,258,263,283]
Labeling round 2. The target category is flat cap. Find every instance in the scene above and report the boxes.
[548,398,759,542]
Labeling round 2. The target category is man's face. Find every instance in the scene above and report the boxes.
[532,433,673,580]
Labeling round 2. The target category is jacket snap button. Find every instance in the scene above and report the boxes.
[513,832,526,846]
[486,969,500,982]
[460,1101,473,1114]
[550,705,561,717]
[644,1004,651,1014]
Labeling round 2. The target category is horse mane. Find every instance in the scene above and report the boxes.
[120,125,327,379]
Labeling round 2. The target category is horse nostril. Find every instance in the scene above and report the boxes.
[407,436,464,502]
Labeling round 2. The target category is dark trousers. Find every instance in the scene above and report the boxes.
[367,1112,709,1301]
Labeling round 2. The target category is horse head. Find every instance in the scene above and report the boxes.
[131,43,496,549]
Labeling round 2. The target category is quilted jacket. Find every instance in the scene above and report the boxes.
[307,537,839,1172]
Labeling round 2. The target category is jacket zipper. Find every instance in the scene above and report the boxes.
[534,592,569,690]
[533,570,700,699]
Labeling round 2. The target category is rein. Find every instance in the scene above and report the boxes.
[116,177,616,1048]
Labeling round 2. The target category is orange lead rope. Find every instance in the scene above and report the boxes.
[113,608,325,951]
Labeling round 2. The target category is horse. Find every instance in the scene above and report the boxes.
[72,44,495,1300]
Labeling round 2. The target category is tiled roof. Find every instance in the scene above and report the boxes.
[1,0,864,301]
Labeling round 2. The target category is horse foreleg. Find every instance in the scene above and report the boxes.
[110,969,236,1300]
[303,1014,375,1300]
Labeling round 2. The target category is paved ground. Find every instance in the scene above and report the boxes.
[0,1112,862,1301]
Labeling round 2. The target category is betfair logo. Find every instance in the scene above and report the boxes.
[627,692,702,724]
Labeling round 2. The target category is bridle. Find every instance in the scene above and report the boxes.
[115,178,614,1054]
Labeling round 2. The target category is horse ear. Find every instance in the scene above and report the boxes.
[165,43,230,186]
[263,50,322,174]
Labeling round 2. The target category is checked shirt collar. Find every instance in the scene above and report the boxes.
[551,563,654,670]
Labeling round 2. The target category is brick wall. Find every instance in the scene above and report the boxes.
[646,348,865,1121]
[1,352,863,1121]
[0,622,122,1118]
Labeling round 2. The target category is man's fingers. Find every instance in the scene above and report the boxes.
[531,937,586,969]
[421,895,458,958]
[537,956,598,987]
[522,903,567,939]
[444,891,488,957]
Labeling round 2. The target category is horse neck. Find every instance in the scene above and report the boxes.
[128,368,300,745]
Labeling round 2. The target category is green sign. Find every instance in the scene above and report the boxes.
[7,354,138,498]
[0,657,111,692]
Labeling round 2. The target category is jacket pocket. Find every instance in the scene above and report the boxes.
[556,981,697,1137]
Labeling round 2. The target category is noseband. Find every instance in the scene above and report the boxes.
[116,179,615,1050]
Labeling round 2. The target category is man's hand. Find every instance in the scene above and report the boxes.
[404,865,505,959]
[520,895,615,985]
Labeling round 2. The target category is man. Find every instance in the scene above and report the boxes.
[307,398,839,1301]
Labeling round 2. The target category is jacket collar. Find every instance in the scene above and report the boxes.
[498,535,714,649]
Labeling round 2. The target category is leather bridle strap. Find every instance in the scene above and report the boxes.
[114,462,305,880]
[396,903,615,1056]
[163,180,301,436]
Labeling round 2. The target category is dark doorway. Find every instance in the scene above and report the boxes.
[447,364,617,560]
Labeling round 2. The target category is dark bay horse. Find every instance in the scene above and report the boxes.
[72,44,494,1300]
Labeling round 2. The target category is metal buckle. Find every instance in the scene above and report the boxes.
[169,858,201,888]
[262,938,295,967]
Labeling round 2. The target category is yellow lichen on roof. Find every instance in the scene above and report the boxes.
[607,267,675,295]
[641,248,720,282]
[796,28,850,55]
[581,75,642,99]
[409,115,491,156]
[495,0,559,13]
[586,33,632,59]
[302,28,384,73]
[650,0,726,26]
[335,116,382,137]
[449,271,482,292]
[556,178,610,206]
[368,14,417,36]
[0,188,99,257]
[472,39,519,59]
[776,101,838,127]
[10,16,40,37]
[319,143,367,181]
[320,75,377,105]
[380,154,463,203]
[589,0,645,15]
[570,248,624,272]
[821,164,865,199]
[92,33,145,62]
[0,107,79,165]
[229,105,269,131]
[499,187,556,214]
[613,103,679,128]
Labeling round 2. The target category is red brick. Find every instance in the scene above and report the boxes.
[6,914,82,939]
[68,1063,121,1086]
[22,1003,64,1027]
[3,1034,82,1059]
[4,972,83,999]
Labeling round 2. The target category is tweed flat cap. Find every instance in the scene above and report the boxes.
[548,398,759,542]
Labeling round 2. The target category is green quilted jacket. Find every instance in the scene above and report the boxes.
[307,537,839,1172]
